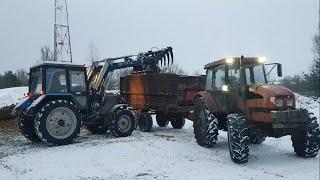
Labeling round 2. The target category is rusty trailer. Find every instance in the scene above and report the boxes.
[120,73,205,132]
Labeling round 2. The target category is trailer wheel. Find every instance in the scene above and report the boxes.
[227,114,250,164]
[110,109,135,137]
[156,112,169,127]
[138,112,153,132]
[34,100,81,145]
[19,111,40,142]
[193,98,218,148]
[86,125,107,134]
[249,129,267,144]
[170,116,185,129]
[291,113,320,158]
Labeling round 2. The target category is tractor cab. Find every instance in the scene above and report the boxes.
[204,56,288,119]
[28,62,89,109]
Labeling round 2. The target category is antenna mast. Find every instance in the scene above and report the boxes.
[54,0,72,62]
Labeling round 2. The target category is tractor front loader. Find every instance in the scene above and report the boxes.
[193,56,320,163]
[12,47,173,145]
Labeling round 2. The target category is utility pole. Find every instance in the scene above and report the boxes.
[54,0,72,62]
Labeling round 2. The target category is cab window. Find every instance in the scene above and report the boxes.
[46,68,67,93]
[29,68,42,94]
[212,65,226,90]
[228,69,240,87]
[205,69,213,90]
[69,70,86,92]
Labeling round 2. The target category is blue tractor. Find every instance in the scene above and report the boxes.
[12,47,174,145]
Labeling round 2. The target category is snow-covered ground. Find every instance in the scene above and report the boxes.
[0,87,28,108]
[0,87,319,180]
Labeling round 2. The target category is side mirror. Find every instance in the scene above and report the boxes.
[277,64,282,77]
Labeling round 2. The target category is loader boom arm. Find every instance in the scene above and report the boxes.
[87,47,174,93]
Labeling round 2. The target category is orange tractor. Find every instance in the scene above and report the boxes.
[193,56,320,163]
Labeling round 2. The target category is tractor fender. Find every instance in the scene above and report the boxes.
[26,94,81,116]
[105,104,133,124]
[109,104,129,115]
[11,96,31,117]
[195,91,219,113]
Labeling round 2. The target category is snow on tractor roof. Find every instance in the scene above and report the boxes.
[31,61,86,68]
[204,57,262,69]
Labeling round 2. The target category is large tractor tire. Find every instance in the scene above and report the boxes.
[291,113,320,158]
[19,111,40,142]
[193,98,219,148]
[138,112,153,132]
[156,112,169,127]
[86,125,107,135]
[170,116,185,129]
[227,114,250,164]
[110,109,136,137]
[249,129,267,144]
[34,100,81,145]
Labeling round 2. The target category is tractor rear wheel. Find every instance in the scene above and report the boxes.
[227,114,250,164]
[249,129,267,144]
[291,113,320,158]
[156,112,169,127]
[19,111,40,142]
[110,109,135,137]
[34,100,81,145]
[138,112,153,132]
[193,98,218,148]
[170,116,185,129]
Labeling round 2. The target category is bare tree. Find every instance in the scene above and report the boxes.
[313,29,320,61]
[160,63,186,75]
[40,46,54,62]
[88,41,100,63]
[193,70,203,76]
[106,68,133,90]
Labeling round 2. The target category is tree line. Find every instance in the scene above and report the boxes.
[0,69,28,89]
[279,30,320,97]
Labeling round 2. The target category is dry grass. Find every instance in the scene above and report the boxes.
[0,119,19,133]
[0,105,15,121]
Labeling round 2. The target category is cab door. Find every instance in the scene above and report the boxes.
[207,65,229,114]
[68,69,88,109]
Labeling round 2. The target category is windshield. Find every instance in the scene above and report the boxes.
[244,65,266,85]
[29,68,42,94]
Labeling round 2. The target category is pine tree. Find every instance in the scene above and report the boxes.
[304,32,320,97]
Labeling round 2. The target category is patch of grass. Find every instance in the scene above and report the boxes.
[0,118,19,133]
[0,105,15,121]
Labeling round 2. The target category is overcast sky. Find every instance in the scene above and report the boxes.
[0,0,318,76]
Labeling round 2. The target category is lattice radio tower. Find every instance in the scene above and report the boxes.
[54,0,72,62]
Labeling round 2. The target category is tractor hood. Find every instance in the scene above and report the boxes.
[249,85,294,98]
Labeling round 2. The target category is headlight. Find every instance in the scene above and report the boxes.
[275,99,283,107]
[287,99,294,107]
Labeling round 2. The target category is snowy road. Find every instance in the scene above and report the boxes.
[0,119,319,180]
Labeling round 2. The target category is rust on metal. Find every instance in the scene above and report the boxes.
[120,73,205,116]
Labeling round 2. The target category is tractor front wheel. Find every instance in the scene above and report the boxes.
[227,114,250,164]
[34,100,81,145]
[138,112,153,132]
[193,98,219,148]
[110,109,136,137]
[291,113,320,158]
